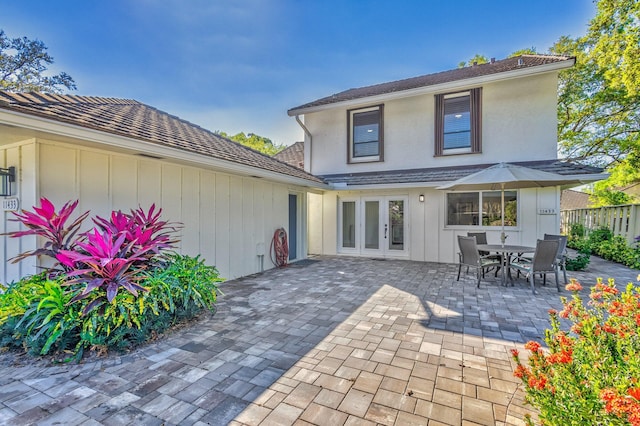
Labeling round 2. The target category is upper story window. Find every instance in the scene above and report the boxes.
[348,104,383,163]
[435,88,482,156]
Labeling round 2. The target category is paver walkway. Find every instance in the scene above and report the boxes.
[0,255,637,426]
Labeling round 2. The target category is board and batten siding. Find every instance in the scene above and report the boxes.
[309,186,560,264]
[0,140,38,283]
[1,139,301,284]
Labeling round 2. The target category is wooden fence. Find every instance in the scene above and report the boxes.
[560,204,640,244]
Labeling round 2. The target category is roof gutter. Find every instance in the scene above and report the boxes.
[294,115,312,174]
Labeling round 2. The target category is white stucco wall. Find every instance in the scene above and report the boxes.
[0,138,307,284]
[304,73,560,176]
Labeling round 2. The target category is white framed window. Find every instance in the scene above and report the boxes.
[446,191,517,226]
[347,105,383,163]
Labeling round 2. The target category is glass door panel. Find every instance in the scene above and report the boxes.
[342,201,356,248]
[388,200,404,251]
[364,201,380,249]
[341,196,407,257]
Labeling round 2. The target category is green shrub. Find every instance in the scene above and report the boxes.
[588,226,613,246]
[566,225,640,269]
[0,253,223,360]
[0,199,223,361]
[596,235,629,260]
[0,273,50,325]
[0,275,82,356]
[569,222,586,239]
[568,237,592,254]
[565,252,590,271]
[79,253,223,355]
[588,235,640,270]
[155,253,223,313]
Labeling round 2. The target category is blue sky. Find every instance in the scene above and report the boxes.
[3,0,595,146]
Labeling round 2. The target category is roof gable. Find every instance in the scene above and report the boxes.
[288,55,574,114]
[0,91,323,184]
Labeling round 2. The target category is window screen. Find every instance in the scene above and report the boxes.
[443,95,471,149]
[353,110,380,157]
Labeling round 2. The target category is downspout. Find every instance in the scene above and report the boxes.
[295,115,312,174]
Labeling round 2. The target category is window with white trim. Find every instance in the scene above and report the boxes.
[446,191,517,226]
[347,105,383,163]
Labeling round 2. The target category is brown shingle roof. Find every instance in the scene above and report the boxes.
[561,189,592,210]
[288,55,574,114]
[273,141,304,169]
[0,91,324,184]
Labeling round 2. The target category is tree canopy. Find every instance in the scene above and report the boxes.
[217,131,286,156]
[457,54,489,68]
[462,1,639,206]
[587,0,640,97]
[457,48,537,68]
[0,30,76,93]
[507,47,537,57]
[553,0,639,205]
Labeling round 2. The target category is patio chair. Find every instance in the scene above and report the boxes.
[457,235,502,288]
[467,232,501,277]
[544,233,568,285]
[509,239,560,294]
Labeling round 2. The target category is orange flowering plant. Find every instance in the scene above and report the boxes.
[511,277,640,425]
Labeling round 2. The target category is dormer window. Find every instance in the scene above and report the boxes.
[347,105,384,163]
[435,88,482,156]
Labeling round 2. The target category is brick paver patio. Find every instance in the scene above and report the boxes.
[0,255,637,425]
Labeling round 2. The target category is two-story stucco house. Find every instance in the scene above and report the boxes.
[288,55,604,264]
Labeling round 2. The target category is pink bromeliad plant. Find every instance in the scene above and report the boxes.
[7,198,90,264]
[5,198,179,314]
[56,228,151,313]
[92,204,178,259]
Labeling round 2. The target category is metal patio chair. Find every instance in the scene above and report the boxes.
[467,232,502,277]
[544,233,568,285]
[509,239,560,294]
[457,235,502,288]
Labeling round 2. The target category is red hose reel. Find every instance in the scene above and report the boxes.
[270,228,289,267]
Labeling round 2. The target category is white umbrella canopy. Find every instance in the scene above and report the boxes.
[437,162,583,190]
[438,162,584,245]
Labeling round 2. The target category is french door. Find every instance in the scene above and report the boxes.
[339,196,408,257]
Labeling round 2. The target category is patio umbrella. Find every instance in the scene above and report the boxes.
[437,162,582,245]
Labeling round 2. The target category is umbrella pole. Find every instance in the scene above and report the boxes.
[501,183,506,246]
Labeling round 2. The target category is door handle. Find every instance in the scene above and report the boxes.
[384,224,388,239]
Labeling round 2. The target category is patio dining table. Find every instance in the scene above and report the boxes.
[477,244,536,286]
